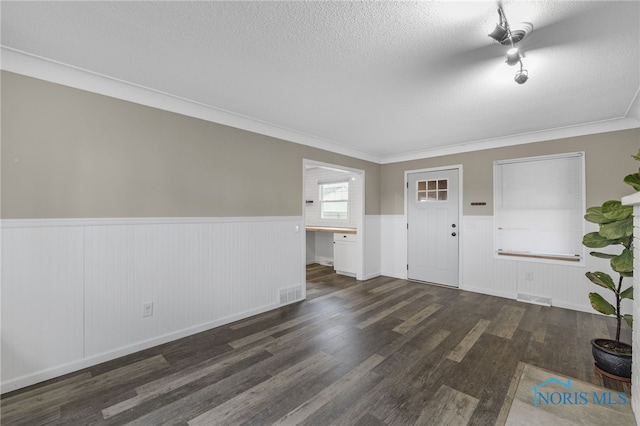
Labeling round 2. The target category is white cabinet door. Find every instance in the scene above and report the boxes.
[334,233,357,276]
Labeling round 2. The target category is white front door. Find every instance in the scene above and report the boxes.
[407,168,459,286]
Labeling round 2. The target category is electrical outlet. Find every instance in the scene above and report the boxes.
[142,302,153,317]
[525,272,533,281]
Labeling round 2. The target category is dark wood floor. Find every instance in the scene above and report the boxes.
[1,265,632,425]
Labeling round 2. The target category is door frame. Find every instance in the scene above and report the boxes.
[303,159,366,282]
[404,164,463,286]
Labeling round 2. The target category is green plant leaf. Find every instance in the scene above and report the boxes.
[589,251,616,259]
[589,293,616,316]
[621,270,634,278]
[624,174,640,192]
[599,218,633,240]
[624,314,633,328]
[611,248,634,273]
[585,271,616,291]
[620,286,633,300]
[601,200,633,221]
[584,207,615,224]
[582,232,616,248]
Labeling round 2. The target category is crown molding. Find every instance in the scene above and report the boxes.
[0,47,382,164]
[625,87,640,123]
[380,117,640,164]
[2,47,638,166]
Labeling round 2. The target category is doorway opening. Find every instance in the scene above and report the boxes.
[303,160,365,291]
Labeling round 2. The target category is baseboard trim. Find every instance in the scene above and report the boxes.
[380,272,407,280]
[363,272,382,280]
[461,285,517,301]
[0,302,279,394]
[552,300,593,314]
[316,256,334,267]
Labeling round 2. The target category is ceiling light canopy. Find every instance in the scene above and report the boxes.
[507,23,534,45]
[488,4,533,84]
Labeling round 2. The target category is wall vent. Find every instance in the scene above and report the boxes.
[517,293,551,307]
[279,285,303,305]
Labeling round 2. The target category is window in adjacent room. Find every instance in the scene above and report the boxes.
[494,152,585,263]
[320,180,349,220]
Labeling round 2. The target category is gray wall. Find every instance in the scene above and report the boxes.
[3,71,639,220]
[1,71,381,219]
[380,128,640,215]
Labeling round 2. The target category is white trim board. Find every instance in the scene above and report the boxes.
[1,216,303,228]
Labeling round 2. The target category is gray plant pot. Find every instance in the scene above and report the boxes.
[591,338,632,380]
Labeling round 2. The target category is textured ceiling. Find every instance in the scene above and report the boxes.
[2,1,639,163]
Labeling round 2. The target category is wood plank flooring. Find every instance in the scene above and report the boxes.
[1,264,632,425]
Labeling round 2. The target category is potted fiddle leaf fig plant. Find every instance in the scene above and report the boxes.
[582,150,640,380]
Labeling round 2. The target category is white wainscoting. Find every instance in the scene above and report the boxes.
[461,216,631,313]
[364,215,381,280]
[380,214,618,314]
[1,226,85,391]
[380,215,407,279]
[1,217,304,393]
[460,216,518,299]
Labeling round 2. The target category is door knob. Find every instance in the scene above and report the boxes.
[451,232,457,237]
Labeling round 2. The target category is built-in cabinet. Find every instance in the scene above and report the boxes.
[334,233,357,276]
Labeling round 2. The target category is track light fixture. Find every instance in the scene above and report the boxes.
[488,6,509,44]
[505,48,520,66]
[514,60,529,84]
[488,4,533,84]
